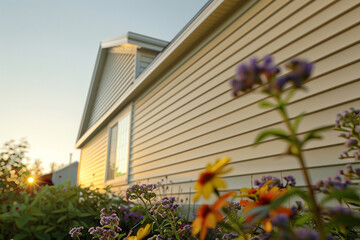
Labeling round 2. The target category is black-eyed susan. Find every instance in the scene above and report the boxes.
[240,180,291,232]
[191,191,235,240]
[193,157,232,201]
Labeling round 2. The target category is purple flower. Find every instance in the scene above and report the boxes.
[230,56,282,96]
[268,59,313,93]
[222,233,239,240]
[345,138,358,148]
[271,214,289,228]
[69,226,84,238]
[294,228,319,240]
[326,205,353,215]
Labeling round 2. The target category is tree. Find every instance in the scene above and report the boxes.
[28,158,44,177]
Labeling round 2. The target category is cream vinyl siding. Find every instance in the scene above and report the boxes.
[136,49,159,78]
[87,52,136,129]
[123,0,360,198]
[78,128,108,188]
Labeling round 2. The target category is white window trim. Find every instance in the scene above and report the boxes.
[105,104,132,185]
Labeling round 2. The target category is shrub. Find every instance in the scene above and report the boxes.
[0,141,137,240]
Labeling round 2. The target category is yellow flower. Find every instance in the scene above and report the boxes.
[128,224,151,240]
[193,157,232,201]
[192,191,236,240]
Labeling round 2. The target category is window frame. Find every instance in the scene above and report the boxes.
[105,105,132,185]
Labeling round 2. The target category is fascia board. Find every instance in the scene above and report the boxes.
[76,0,225,148]
[76,46,107,141]
[101,32,168,50]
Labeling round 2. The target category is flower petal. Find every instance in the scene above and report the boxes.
[205,212,217,229]
[203,183,214,199]
[191,217,203,235]
[213,191,236,210]
[213,176,227,189]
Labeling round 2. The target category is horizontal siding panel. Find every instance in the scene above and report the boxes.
[132,62,360,156]
[137,50,159,76]
[131,146,357,189]
[132,42,360,149]
[132,85,360,163]
[131,144,349,182]
[78,129,107,188]
[131,96,360,173]
[133,1,359,141]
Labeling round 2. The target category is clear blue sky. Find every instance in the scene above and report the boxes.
[0,0,208,172]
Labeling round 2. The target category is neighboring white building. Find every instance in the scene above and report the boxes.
[52,162,79,186]
[76,0,360,202]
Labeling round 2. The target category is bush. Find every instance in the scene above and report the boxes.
[0,141,138,240]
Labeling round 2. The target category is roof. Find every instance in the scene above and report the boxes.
[76,0,252,148]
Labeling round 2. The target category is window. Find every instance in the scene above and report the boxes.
[106,109,131,182]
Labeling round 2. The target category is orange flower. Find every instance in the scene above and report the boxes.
[239,187,258,199]
[193,157,232,201]
[191,191,235,240]
[239,180,290,232]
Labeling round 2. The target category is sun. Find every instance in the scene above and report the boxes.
[28,177,34,183]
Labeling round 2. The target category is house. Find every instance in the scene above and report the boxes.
[52,161,79,186]
[76,0,360,202]
[37,162,79,186]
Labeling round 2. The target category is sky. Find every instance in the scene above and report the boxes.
[0,0,208,173]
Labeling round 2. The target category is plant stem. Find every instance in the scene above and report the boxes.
[138,195,163,237]
[275,95,327,240]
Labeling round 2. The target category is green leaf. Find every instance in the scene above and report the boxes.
[302,125,333,145]
[255,129,291,145]
[15,214,29,228]
[332,214,360,226]
[56,215,67,223]
[35,233,51,240]
[14,233,28,240]
[44,226,56,234]
[29,209,46,217]
[294,214,312,226]
[293,113,305,132]
[117,233,126,239]
[140,215,148,224]
[270,188,311,209]
[259,100,275,109]
[36,225,49,232]
[284,88,296,103]
[77,212,93,217]
[51,208,68,214]
[321,189,360,204]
